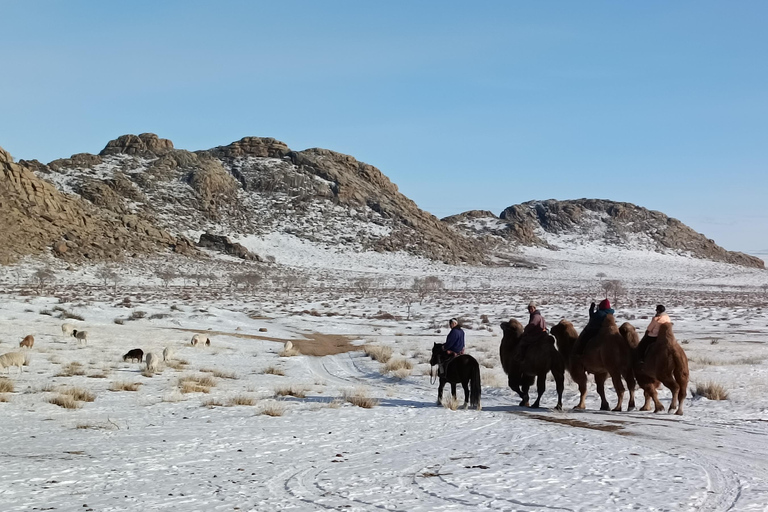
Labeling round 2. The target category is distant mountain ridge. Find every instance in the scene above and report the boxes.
[443,199,764,269]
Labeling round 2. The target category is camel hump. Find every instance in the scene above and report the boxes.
[619,322,640,348]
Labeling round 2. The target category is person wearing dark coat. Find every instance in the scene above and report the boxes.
[517,302,548,361]
[575,299,615,355]
[444,318,465,356]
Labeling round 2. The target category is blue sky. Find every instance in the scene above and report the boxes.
[2,1,766,254]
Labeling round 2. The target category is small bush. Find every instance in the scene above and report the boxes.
[61,387,95,402]
[364,345,392,363]
[56,362,86,377]
[108,381,142,392]
[275,386,308,398]
[61,311,85,321]
[262,366,285,376]
[342,388,379,408]
[0,379,14,393]
[392,367,412,379]
[383,358,413,373]
[694,381,729,400]
[166,359,188,370]
[441,395,460,411]
[227,394,256,406]
[200,368,238,379]
[202,398,224,408]
[260,402,285,417]
[179,375,217,393]
[87,372,108,379]
[48,395,80,409]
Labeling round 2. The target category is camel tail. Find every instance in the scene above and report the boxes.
[470,360,482,410]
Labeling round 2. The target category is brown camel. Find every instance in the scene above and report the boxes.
[550,316,637,411]
[621,322,689,415]
[499,319,565,410]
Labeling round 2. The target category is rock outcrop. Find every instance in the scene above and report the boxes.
[0,145,194,264]
[197,233,260,261]
[445,199,764,269]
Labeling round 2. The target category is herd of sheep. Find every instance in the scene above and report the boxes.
[0,323,213,376]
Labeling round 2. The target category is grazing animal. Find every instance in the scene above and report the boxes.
[162,346,174,362]
[499,320,565,410]
[145,352,160,373]
[123,348,144,363]
[430,343,481,410]
[622,322,689,415]
[20,335,34,349]
[71,329,88,345]
[191,334,211,347]
[284,341,293,351]
[551,317,637,411]
[0,352,26,375]
[61,323,75,336]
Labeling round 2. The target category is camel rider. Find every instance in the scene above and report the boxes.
[575,299,615,355]
[637,305,670,363]
[439,318,465,374]
[517,302,548,360]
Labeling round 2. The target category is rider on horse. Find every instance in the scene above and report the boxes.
[439,318,465,374]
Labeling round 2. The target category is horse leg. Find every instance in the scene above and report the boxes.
[554,370,564,411]
[595,373,610,411]
[437,379,445,406]
[609,371,626,412]
[451,382,458,401]
[531,373,546,408]
[462,380,470,409]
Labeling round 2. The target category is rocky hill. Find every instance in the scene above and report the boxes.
[444,199,764,269]
[4,133,481,265]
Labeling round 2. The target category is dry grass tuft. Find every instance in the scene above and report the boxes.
[480,368,505,388]
[0,395,9,403]
[275,386,308,398]
[179,374,217,393]
[56,362,85,377]
[60,387,96,402]
[262,366,285,376]
[201,398,224,408]
[87,372,108,379]
[48,394,80,409]
[165,359,188,370]
[200,368,238,379]
[342,387,379,409]
[108,381,142,392]
[260,402,286,417]
[364,345,392,363]
[441,395,460,411]
[392,367,412,379]
[227,394,257,406]
[694,381,729,400]
[0,379,14,393]
[688,356,718,366]
[382,358,413,373]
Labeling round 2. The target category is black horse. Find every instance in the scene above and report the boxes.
[430,343,482,410]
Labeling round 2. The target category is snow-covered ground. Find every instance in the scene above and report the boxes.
[0,244,767,511]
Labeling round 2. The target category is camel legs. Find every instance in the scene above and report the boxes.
[572,371,588,410]
[609,371,626,412]
[624,370,637,411]
[640,388,654,411]
[595,373,611,411]
[531,373,547,408]
[661,377,680,415]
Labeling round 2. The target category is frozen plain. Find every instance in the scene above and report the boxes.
[1,241,768,511]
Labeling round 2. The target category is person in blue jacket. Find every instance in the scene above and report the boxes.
[444,318,465,357]
[575,299,615,355]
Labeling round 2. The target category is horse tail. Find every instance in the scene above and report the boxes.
[470,359,482,410]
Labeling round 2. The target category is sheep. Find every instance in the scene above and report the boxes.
[61,323,74,336]
[20,335,34,349]
[162,346,174,362]
[0,352,26,375]
[145,352,160,373]
[191,334,211,347]
[123,349,144,363]
[71,329,88,345]
[284,341,293,351]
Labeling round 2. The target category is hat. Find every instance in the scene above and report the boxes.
[528,301,537,309]
[449,318,458,325]
[656,304,666,313]
[598,299,611,310]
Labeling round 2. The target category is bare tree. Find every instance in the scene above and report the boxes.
[601,279,627,306]
[155,268,178,288]
[238,272,262,295]
[33,266,56,294]
[95,266,118,287]
[354,277,373,296]
[412,275,444,304]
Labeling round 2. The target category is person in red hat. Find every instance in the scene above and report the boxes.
[574,298,615,355]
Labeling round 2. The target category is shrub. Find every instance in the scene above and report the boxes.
[364,345,392,363]
[262,366,285,376]
[178,375,217,393]
[0,379,14,393]
[201,398,224,408]
[392,367,412,379]
[166,359,188,370]
[441,395,460,411]
[342,388,378,408]
[61,387,95,402]
[260,402,285,416]
[275,386,308,398]
[61,311,85,321]
[56,362,86,377]
[383,358,413,373]
[227,395,256,406]
[48,394,80,409]
[694,381,729,400]
[200,368,238,379]
[108,381,142,392]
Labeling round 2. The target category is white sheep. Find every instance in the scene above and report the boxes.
[145,352,160,373]
[71,329,88,345]
[162,346,174,362]
[284,341,293,351]
[0,352,26,375]
[61,323,75,336]
[191,334,211,347]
